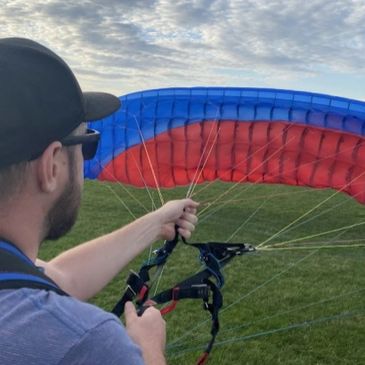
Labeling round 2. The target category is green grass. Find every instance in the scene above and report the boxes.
[39,180,365,365]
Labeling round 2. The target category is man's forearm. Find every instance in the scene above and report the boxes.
[45,211,162,300]
[40,198,198,301]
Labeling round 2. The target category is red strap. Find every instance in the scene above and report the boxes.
[196,352,209,365]
[160,287,180,316]
[137,285,149,301]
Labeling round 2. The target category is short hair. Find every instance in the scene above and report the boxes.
[0,161,29,202]
[0,133,79,203]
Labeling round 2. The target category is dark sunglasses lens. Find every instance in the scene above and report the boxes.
[82,139,98,160]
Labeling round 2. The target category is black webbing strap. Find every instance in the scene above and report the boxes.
[112,231,182,317]
[112,239,255,365]
[0,246,68,296]
[112,241,255,317]
[112,270,150,317]
[139,266,223,363]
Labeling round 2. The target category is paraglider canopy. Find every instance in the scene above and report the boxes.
[85,87,365,204]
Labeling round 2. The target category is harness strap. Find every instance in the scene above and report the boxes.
[112,231,182,317]
[112,270,150,316]
[0,242,68,296]
[141,275,222,365]
[112,238,255,364]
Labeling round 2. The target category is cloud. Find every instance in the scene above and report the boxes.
[0,0,364,99]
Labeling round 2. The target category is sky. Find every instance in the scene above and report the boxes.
[1,0,364,100]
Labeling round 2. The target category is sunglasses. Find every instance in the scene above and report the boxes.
[61,128,100,160]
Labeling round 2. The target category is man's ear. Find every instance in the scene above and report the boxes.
[36,142,65,193]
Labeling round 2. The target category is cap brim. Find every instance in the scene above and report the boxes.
[83,92,121,121]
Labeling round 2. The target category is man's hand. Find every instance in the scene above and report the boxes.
[155,198,199,241]
[125,302,166,365]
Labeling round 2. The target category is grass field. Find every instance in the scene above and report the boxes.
[39,180,365,365]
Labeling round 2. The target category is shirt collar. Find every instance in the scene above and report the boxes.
[0,240,35,266]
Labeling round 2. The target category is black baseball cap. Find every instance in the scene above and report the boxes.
[0,37,121,169]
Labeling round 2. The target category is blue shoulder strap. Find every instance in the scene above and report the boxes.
[0,241,68,296]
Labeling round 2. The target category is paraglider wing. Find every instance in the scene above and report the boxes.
[85,87,365,203]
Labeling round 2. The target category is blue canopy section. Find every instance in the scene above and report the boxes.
[85,87,365,179]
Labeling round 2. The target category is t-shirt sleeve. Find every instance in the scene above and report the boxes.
[59,318,144,365]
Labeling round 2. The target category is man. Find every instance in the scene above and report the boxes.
[0,38,198,364]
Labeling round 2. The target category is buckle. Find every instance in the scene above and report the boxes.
[125,284,137,296]
[125,270,149,302]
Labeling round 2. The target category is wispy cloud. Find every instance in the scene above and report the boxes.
[1,0,364,99]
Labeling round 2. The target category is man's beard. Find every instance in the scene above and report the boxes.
[44,154,81,240]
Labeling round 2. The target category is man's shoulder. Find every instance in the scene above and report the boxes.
[0,288,143,365]
[0,288,117,335]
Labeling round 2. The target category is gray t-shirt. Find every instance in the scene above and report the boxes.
[0,288,144,364]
